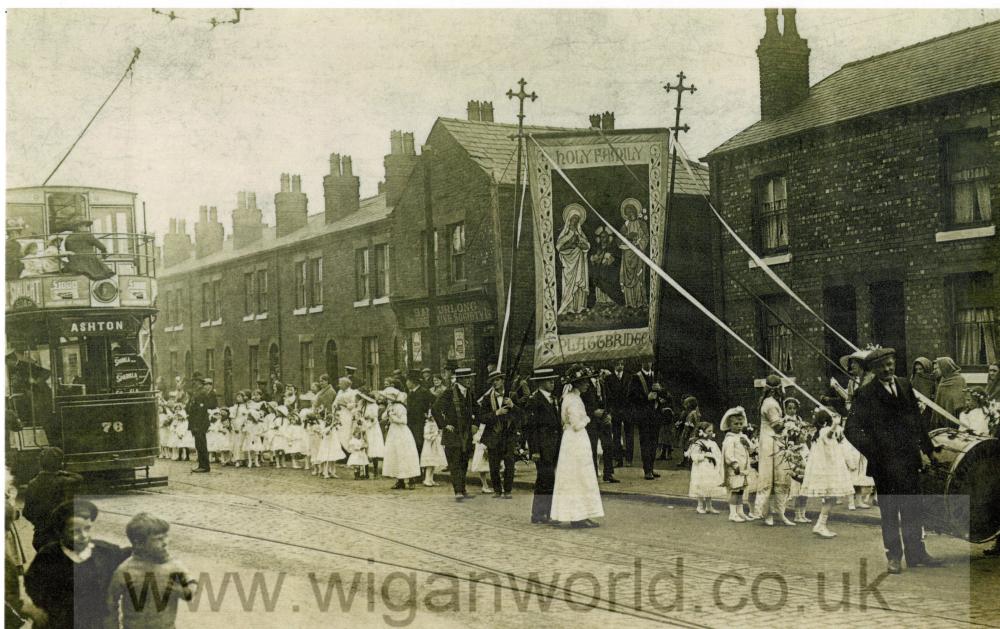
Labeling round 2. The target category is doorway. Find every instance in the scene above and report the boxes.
[870,280,907,373]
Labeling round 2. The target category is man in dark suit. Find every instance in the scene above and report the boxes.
[313,374,336,414]
[406,370,434,487]
[524,368,562,523]
[845,347,940,575]
[22,447,84,550]
[479,370,519,499]
[434,368,477,501]
[187,377,217,472]
[582,369,618,483]
[628,359,662,480]
[604,359,631,466]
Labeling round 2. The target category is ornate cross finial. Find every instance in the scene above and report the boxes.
[664,71,696,139]
[506,78,538,134]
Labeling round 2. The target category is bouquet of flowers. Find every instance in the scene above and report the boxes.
[968,388,1000,437]
[694,428,717,465]
[775,418,809,483]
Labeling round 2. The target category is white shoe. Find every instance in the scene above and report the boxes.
[813,525,837,539]
[742,510,759,521]
[848,503,857,511]
[423,481,435,487]
[763,515,775,526]
[696,506,707,514]
[481,487,494,494]
[707,507,721,514]
[795,516,811,523]
[729,513,746,523]
[781,515,796,526]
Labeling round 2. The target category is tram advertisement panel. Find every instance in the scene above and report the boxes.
[527,131,668,367]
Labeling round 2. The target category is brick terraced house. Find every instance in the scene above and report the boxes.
[704,10,1000,412]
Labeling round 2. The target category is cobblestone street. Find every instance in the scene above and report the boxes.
[15,459,997,628]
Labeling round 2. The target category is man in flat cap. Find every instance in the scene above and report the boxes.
[845,346,940,574]
[405,369,434,488]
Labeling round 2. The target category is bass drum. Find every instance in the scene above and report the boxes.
[921,428,1000,543]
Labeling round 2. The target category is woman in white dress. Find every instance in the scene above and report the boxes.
[333,378,358,451]
[551,367,604,528]
[380,387,421,489]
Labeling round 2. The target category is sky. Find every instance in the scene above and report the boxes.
[7,7,1000,240]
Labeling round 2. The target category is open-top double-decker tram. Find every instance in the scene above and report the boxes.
[6,186,165,488]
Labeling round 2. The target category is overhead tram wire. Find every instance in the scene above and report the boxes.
[42,48,141,186]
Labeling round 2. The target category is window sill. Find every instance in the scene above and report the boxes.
[964,372,988,385]
[372,296,390,306]
[753,376,796,389]
[242,314,255,322]
[308,305,324,314]
[211,319,222,327]
[293,307,308,316]
[164,325,175,333]
[934,225,995,243]
[172,325,184,332]
[353,299,371,308]
[200,321,211,328]
[255,313,268,321]
[748,252,792,269]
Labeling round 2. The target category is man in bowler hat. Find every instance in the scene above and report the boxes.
[524,368,561,523]
[434,368,477,501]
[846,347,941,574]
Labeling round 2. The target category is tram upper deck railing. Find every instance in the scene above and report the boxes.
[6,231,157,312]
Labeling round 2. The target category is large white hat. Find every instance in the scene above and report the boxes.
[720,406,747,431]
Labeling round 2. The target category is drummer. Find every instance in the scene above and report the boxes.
[844,346,942,575]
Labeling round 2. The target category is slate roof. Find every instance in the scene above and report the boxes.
[435,117,709,196]
[160,193,388,278]
[707,20,1000,158]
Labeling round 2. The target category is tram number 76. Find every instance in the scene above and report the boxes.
[101,422,125,433]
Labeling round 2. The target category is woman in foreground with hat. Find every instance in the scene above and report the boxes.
[550,366,604,528]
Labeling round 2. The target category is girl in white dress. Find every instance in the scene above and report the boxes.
[421,415,448,487]
[175,412,195,461]
[268,406,292,468]
[333,378,358,454]
[551,369,604,527]
[207,409,230,465]
[315,409,346,479]
[468,423,493,493]
[356,390,384,479]
[158,404,173,459]
[783,398,812,523]
[686,422,725,513]
[801,409,855,538]
[229,391,250,468]
[243,391,267,468]
[281,409,306,469]
[380,387,421,489]
[346,424,369,480]
[301,407,324,475]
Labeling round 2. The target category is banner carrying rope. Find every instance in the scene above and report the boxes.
[529,135,832,414]
[670,138,961,426]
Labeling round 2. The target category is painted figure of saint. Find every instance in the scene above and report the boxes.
[619,198,649,309]
[557,204,590,315]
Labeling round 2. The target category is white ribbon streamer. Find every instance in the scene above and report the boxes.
[496,142,531,371]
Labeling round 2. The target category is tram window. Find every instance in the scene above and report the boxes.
[7,204,45,237]
[47,192,88,233]
[91,205,135,255]
[56,334,152,395]
[5,332,54,433]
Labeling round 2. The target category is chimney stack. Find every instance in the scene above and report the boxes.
[466,100,482,122]
[162,216,193,267]
[232,190,264,249]
[382,129,420,209]
[480,101,494,122]
[323,152,361,224]
[589,112,616,130]
[757,7,811,120]
[275,172,309,238]
[589,114,601,129]
[195,203,225,259]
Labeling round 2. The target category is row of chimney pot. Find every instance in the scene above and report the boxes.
[466,100,495,122]
[279,173,303,193]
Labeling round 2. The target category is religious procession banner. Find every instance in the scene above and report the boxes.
[527,130,669,367]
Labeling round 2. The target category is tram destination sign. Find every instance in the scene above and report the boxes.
[59,315,140,336]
